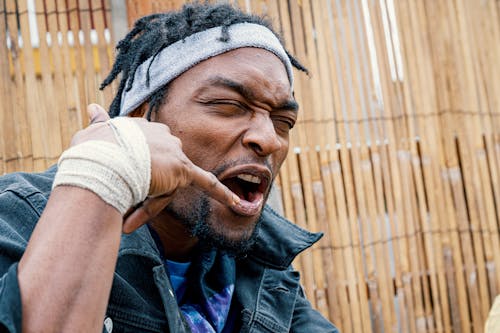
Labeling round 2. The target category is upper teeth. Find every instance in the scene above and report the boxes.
[237,174,261,184]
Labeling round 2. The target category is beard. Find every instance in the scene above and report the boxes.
[164,159,273,256]
[165,195,261,256]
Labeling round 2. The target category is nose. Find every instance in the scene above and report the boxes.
[242,114,282,156]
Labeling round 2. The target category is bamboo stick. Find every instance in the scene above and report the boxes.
[89,0,109,107]
[35,0,63,166]
[16,0,48,171]
[126,0,153,26]
[78,0,98,110]
[67,0,88,128]
[3,3,21,173]
[56,0,82,147]
[16,1,34,172]
[0,1,8,174]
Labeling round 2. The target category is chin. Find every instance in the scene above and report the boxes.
[194,208,262,256]
[166,191,263,256]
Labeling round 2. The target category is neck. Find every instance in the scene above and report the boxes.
[149,212,198,262]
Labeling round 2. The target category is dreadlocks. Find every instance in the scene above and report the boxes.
[100,2,307,118]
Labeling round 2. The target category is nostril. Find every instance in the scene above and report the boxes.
[248,142,263,154]
[243,122,282,156]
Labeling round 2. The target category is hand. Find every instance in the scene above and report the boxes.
[73,104,239,233]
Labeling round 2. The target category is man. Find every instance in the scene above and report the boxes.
[0,3,338,332]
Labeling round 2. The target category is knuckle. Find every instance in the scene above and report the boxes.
[207,173,218,188]
[181,161,195,182]
[70,131,84,146]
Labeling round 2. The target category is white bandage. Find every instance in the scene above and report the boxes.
[52,117,151,215]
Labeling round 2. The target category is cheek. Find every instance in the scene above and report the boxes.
[270,139,290,171]
[177,129,236,167]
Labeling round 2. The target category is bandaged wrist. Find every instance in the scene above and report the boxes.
[52,118,151,215]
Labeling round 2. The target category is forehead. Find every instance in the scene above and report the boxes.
[170,47,293,102]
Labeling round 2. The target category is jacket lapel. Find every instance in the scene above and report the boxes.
[235,206,323,332]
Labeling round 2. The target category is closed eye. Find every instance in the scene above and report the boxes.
[272,115,296,132]
[278,118,295,129]
[200,99,249,116]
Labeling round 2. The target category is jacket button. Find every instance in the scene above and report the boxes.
[104,317,113,333]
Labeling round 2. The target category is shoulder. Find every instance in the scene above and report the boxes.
[0,165,57,216]
[0,166,57,247]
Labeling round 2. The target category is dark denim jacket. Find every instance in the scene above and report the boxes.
[0,167,339,332]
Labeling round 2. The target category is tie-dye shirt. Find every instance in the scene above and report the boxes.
[165,255,236,333]
[149,225,236,332]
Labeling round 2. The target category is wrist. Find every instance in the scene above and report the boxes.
[53,118,151,215]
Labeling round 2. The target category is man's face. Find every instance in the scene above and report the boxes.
[153,47,297,252]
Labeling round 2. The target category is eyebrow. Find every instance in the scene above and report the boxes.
[204,76,299,112]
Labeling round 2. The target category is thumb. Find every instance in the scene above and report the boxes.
[122,194,174,234]
[87,103,111,124]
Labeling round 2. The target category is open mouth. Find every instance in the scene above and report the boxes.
[222,173,268,202]
[218,167,271,216]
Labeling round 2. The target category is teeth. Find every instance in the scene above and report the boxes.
[236,173,261,184]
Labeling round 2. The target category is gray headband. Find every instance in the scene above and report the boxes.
[119,22,294,116]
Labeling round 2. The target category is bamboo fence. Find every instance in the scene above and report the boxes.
[1,0,500,332]
[0,0,114,173]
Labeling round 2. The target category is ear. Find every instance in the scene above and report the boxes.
[128,102,149,118]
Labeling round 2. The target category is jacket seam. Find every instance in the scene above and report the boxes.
[253,312,288,332]
[249,267,267,331]
[3,190,44,218]
[107,305,164,331]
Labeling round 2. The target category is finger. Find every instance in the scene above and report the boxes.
[122,194,173,234]
[87,103,110,124]
[189,164,240,208]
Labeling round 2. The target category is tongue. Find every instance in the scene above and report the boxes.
[247,190,261,203]
[222,178,264,216]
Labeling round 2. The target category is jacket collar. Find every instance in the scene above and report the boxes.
[118,205,323,270]
[248,205,323,270]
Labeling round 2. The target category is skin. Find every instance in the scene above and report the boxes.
[17,47,296,331]
[147,48,297,259]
